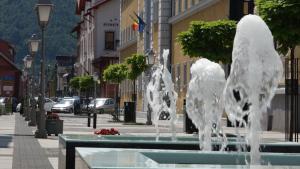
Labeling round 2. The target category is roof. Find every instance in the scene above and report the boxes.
[0,39,15,60]
[76,0,91,14]
[76,0,110,14]
[88,0,110,11]
[0,52,21,73]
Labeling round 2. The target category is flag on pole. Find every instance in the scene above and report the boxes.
[132,22,139,31]
[134,12,145,32]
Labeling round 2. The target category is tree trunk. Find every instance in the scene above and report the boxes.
[133,80,136,102]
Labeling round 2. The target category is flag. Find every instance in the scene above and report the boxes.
[134,12,145,33]
[132,22,139,31]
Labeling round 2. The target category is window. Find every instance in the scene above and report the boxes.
[191,0,195,6]
[184,0,188,10]
[105,32,115,50]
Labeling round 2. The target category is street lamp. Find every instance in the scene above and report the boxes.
[92,72,99,129]
[35,0,53,138]
[145,49,155,125]
[145,49,155,66]
[28,34,40,126]
[23,55,33,121]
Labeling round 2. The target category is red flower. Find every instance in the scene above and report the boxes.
[94,128,119,135]
[47,113,60,120]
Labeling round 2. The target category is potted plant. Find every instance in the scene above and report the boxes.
[46,112,63,136]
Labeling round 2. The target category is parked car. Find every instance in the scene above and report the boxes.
[32,97,56,112]
[88,98,115,114]
[51,98,74,113]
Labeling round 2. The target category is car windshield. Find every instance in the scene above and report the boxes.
[59,99,73,105]
[90,99,106,105]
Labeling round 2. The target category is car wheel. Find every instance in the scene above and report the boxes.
[99,109,104,114]
[70,109,74,114]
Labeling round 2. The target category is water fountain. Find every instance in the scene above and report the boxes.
[146,49,178,141]
[186,58,226,151]
[62,15,300,169]
[223,14,283,164]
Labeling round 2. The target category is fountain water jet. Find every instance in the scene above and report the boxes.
[223,14,283,164]
[146,49,178,141]
[186,58,226,151]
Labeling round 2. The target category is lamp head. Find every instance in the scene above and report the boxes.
[28,34,40,54]
[35,0,54,28]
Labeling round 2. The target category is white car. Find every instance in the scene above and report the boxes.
[44,98,56,112]
[51,99,75,113]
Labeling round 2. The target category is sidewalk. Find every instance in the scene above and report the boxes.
[0,112,288,169]
[0,114,14,169]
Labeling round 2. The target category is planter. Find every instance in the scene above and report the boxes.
[46,119,63,136]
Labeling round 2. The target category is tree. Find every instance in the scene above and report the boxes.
[70,76,80,90]
[177,20,236,64]
[79,75,94,95]
[103,63,128,120]
[103,64,128,84]
[255,0,300,58]
[69,76,81,96]
[126,54,147,102]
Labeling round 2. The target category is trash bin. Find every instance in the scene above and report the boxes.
[183,99,198,134]
[124,102,136,123]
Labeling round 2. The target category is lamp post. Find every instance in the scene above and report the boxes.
[92,72,99,129]
[23,55,33,121]
[145,49,155,125]
[28,34,40,126]
[34,0,53,138]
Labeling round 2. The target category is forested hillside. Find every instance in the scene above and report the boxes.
[0,0,79,66]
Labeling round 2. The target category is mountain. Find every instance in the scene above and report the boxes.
[0,0,79,67]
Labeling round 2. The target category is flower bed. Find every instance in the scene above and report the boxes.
[47,112,60,120]
[94,128,120,135]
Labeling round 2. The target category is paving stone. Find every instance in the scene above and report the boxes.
[12,114,53,169]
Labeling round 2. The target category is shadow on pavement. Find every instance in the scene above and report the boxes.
[0,135,13,148]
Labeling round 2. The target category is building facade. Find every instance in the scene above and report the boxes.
[55,55,76,97]
[118,0,256,113]
[74,0,120,98]
[0,39,21,98]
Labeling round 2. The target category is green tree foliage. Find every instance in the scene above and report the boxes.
[79,75,94,91]
[103,64,128,84]
[126,54,147,80]
[256,0,300,58]
[177,20,236,64]
[0,0,78,66]
[126,54,147,101]
[69,76,81,90]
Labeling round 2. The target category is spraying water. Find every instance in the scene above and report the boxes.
[223,15,283,164]
[146,49,178,141]
[186,58,226,151]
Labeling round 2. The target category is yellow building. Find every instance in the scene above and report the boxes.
[119,0,255,114]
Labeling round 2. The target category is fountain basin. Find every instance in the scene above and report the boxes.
[75,148,300,169]
[59,134,300,169]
